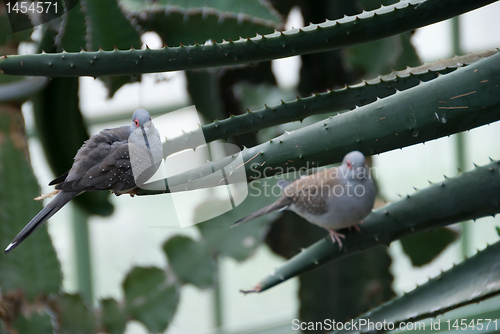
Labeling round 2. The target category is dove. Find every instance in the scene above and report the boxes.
[233,151,376,249]
[5,109,162,254]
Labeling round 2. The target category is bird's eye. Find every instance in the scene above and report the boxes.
[134,119,140,127]
[347,160,352,169]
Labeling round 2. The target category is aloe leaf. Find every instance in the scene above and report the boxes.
[0,107,61,300]
[243,161,500,293]
[136,50,500,195]
[400,227,459,267]
[101,298,126,334]
[123,267,178,332]
[1,0,497,76]
[163,236,216,288]
[332,240,500,334]
[51,293,96,334]
[123,0,282,46]
[195,51,496,144]
[120,0,282,26]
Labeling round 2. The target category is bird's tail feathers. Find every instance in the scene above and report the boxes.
[5,191,78,254]
[232,199,289,228]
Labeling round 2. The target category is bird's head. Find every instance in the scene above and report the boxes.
[342,151,368,174]
[130,109,153,133]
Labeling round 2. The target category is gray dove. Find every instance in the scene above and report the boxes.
[233,151,376,248]
[5,109,161,253]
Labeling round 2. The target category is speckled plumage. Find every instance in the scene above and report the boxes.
[233,151,376,248]
[5,109,161,253]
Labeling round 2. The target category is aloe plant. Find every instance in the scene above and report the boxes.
[0,0,499,333]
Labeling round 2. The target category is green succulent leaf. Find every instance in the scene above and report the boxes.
[1,0,496,77]
[163,235,216,288]
[101,298,126,334]
[167,51,493,148]
[121,0,282,46]
[123,266,178,333]
[121,0,282,24]
[0,108,62,301]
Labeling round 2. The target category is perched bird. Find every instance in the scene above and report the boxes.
[233,151,376,248]
[5,109,161,254]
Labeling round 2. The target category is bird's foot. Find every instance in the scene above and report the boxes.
[351,224,362,232]
[328,230,345,249]
[34,189,60,201]
[349,220,365,232]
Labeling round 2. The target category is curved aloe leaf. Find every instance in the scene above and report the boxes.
[178,51,497,145]
[120,0,282,27]
[136,50,500,195]
[241,161,500,293]
[332,240,500,334]
[1,0,497,76]
[122,0,282,47]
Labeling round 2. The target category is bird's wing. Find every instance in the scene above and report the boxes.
[49,171,69,185]
[284,168,343,215]
[56,141,136,193]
